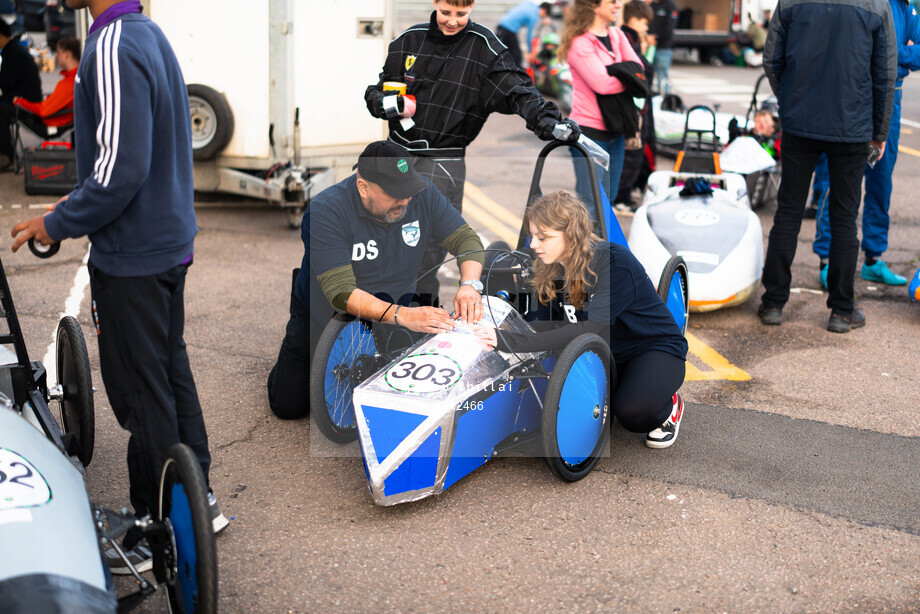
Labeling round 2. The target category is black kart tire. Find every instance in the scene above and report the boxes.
[158,443,218,614]
[657,256,690,335]
[309,314,379,444]
[485,240,511,261]
[56,316,94,467]
[187,84,234,161]
[542,333,613,482]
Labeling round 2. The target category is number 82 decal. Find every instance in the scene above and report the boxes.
[384,353,463,394]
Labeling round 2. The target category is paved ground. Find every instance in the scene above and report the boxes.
[1,53,918,613]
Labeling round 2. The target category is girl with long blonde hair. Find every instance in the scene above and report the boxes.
[476,191,688,449]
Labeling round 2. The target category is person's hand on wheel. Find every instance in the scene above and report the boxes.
[397,306,455,334]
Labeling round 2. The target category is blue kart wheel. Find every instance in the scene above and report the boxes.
[309,314,379,444]
[542,333,613,482]
[657,256,690,335]
[157,443,217,614]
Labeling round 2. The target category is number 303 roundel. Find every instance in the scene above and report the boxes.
[385,353,463,394]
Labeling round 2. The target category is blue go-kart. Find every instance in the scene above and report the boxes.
[309,140,689,505]
[0,248,217,613]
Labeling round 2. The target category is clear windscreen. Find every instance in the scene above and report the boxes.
[357,296,539,403]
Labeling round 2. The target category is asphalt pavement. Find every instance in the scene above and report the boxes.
[0,58,917,612]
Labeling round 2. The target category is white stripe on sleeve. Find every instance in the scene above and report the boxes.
[92,20,123,188]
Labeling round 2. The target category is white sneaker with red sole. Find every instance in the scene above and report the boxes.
[646,393,684,449]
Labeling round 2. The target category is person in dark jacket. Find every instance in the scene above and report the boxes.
[759,0,897,333]
[0,17,42,167]
[365,0,577,307]
[11,0,226,573]
[811,0,920,290]
[648,0,677,94]
[616,0,655,209]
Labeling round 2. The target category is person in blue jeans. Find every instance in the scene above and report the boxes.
[649,0,677,94]
[814,0,920,290]
[804,153,829,219]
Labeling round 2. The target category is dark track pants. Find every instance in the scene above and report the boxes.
[761,133,866,314]
[266,280,325,421]
[612,350,685,433]
[89,262,211,517]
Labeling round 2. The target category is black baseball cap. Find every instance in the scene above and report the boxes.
[353,141,429,199]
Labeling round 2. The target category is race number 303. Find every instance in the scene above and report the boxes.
[0,448,51,510]
[384,353,463,394]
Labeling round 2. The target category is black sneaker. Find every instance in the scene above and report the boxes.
[803,203,819,219]
[757,304,782,326]
[646,394,684,449]
[209,491,229,534]
[104,541,153,575]
[827,308,865,333]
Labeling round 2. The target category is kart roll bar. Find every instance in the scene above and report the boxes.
[681,105,720,152]
[519,139,608,250]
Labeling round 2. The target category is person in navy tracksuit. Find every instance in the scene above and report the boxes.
[812,0,920,289]
[11,0,226,570]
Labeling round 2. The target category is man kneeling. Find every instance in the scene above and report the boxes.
[267,141,485,419]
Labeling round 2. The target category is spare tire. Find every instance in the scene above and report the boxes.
[187,84,234,160]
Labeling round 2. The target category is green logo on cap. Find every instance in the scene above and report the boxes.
[397,159,409,173]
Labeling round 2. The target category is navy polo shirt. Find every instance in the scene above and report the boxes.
[295,174,466,321]
[531,242,688,363]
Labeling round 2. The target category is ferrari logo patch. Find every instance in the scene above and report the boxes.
[405,55,417,71]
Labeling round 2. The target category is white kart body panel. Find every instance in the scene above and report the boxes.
[0,408,106,591]
[629,171,764,311]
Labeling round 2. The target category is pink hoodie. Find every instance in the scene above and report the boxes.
[566,27,642,132]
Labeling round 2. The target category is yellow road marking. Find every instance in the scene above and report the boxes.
[461,195,519,245]
[685,332,751,381]
[464,181,751,383]
[899,144,920,158]
[464,182,524,228]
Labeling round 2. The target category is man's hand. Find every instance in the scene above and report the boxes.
[873,140,886,160]
[397,305,455,334]
[454,284,482,324]
[11,216,52,252]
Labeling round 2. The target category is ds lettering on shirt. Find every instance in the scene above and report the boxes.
[352,240,379,261]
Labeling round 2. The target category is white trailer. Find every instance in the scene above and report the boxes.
[79,1,396,226]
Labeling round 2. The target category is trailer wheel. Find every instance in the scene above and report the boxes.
[187,84,234,161]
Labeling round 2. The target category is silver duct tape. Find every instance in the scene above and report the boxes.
[382,95,401,120]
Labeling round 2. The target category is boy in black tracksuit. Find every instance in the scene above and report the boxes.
[365,0,577,305]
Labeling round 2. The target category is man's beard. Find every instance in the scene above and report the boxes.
[371,197,409,223]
